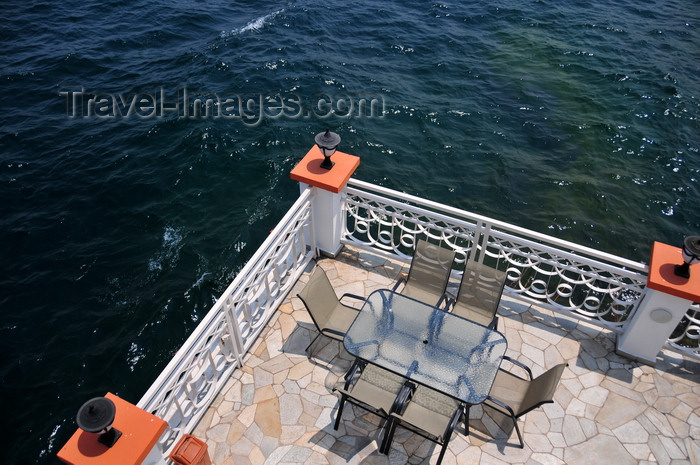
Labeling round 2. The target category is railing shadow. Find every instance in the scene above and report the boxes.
[497,295,700,384]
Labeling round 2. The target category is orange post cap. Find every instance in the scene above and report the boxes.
[290,145,360,194]
[646,241,700,302]
[57,393,167,465]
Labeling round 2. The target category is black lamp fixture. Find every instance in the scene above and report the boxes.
[674,235,700,279]
[314,128,341,170]
[76,397,122,447]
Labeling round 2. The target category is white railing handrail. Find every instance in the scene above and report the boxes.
[137,188,315,454]
[347,178,648,274]
[138,188,314,408]
[342,179,697,359]
[342,179,648,332]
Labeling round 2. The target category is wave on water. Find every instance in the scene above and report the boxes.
[148,226,184,272]
[220,9,284,37]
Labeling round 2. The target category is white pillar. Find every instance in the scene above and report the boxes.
[616,289,692,365]
[290,145,360,258]
[616,241,699,365]
[298,183,344,256]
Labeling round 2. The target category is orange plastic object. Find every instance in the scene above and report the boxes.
[170,434,211,465]
[290,145,360,194]
[57,392,167,465]
[646,241,700,302]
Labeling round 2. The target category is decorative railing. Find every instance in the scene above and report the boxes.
[342,179,648,331]
[136,177,698,462]
[669,303,700,357]
[137,188,315,454]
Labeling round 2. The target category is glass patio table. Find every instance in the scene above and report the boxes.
[344,289,507,405]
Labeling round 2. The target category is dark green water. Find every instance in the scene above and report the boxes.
[1,0,698,463]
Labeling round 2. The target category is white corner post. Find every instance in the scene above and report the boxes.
[616,241,700,365]
[300,183,344,256]
[290,145,360,257]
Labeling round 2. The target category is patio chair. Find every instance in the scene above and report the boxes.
[448,261,507,329]
[392,239,456,306]
[296,266,365,355]
[381,384,465,465]
[333,360,413,445]
[483,357,568,448]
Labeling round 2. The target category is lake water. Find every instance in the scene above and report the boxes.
[1,0,698,463]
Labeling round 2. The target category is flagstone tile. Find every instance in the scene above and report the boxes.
[561,416,586,445]
[564,434,637,465]
[624,442,653,461]
[601,378,645,402]
[644,408,677,437]
[613,419,649,443]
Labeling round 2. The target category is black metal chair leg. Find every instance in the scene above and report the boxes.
[380,418,397,455]
[305,332,321,355]
[435,444,449,465]
[513,418,524,448]
[464,404,471,435]
[333,396,347,430]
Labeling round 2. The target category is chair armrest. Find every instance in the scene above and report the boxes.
[391,277,406,292]
[436,293,451,309]
[322,328,347,338]
[501,355,533,380]
[485,395,516,417]
[488,315,499,330]
[339,293,366,304]
[441,403,465,442]
[339,358,364,390]
[342,358,364,381]
[390,381,415,416]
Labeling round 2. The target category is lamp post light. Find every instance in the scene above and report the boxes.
[674,235,700,279]
[76,397,122,447]
[314,128,341,170]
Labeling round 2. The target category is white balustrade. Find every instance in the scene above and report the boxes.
[136,176,699,461]
[137,189,315,454]
[342,179,648,331]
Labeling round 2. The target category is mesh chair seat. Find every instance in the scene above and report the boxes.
[333,362,412,448]
[450,261,507,329]
[483,358,568,448]
[297,266,365,354]
[320,301,359,338]
[393,239,456,306]
[335,363,408,418]
[382,385,464,465]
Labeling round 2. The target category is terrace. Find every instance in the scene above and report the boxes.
[127,147,699,465]
[189,245,699,465]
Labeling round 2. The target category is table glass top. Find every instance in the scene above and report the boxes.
[344,289,507,404]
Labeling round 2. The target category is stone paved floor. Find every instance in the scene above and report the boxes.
[192,245,700,465]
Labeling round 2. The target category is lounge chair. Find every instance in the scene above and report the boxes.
[448,261,506,329]
[296,266,365,354]
[483,357,568,448]
[381,384,465,465]
[392,239,456,306]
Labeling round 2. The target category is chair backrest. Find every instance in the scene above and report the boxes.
[516,363,567,417]
[454,261,507,322]
[406,239,456,299]
[297,267,340,331]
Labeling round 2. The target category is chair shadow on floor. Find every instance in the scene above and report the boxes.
[467,405,524,453]
[281,322,355,378]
